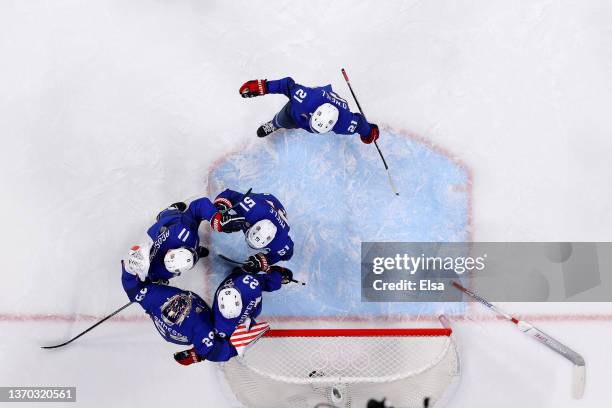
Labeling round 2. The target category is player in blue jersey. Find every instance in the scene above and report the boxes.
[123,198,221,283]
[213,266,293,340]
[121,260,236,365]
[239,77,379,144]
[210,188,294,273]
[125,190,291,277]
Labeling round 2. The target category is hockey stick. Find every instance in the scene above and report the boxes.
[452,281,586,399]
[217,254,306,286]
[341,68,399,196]
[218,253,245,265]
[40,190,256,350]
[41,301,135,349]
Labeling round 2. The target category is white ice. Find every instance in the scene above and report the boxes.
[1,1,611,407]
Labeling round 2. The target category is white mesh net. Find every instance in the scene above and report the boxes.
[222,328,460,408]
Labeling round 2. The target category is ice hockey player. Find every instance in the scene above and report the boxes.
[121,260,236,365]
[123,199,216,284]
[211,189,294,273]
[239,76,379,144]
[213,266,294,340]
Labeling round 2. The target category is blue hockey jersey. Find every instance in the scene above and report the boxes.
[215,189,294,264]
[146,197,218,281]
[212,268,283,339]
[267,77,372,136]
[121,263,237,362]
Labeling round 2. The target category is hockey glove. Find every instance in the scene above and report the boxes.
[213,197,233,213]
[174,348,203,366]
[211,212,246,233]
[156,202,187,221]
[269,266,294,285]
[169,202,187,212]
[151,278,170,286]
[211,198,241,232]
[124,242,152,282]
[239,79,268,98]
[367,398,391,408]
[243,253,270,273]
[196,246,209,259]
[360,123,379,144]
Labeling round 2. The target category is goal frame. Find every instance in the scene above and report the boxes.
[263,327,453,338]
[222,319,460,408]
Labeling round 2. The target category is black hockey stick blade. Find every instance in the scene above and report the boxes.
[41,301,134,349]
[291,279,307,286]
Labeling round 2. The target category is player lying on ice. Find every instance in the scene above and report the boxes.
[121,259,294,365]
[211,189,294,273]
[239,76,379,144]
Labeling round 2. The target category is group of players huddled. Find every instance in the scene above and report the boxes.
[122,77,379,365]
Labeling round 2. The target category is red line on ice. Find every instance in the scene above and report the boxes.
[3,313,611,323]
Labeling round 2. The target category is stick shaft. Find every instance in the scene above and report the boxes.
[218,254,244,265]
[452,281,583,362]
[341,68,399,195]
[41,301,134,349]
[341,69,366,119]
[519,323,585,365]
[452,281,585,398]
[217,254,306,285]
[452,281,515,322]
[42,187,249,350]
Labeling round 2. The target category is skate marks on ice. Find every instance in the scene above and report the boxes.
[206,128,471,320]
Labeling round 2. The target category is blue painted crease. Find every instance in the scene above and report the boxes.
[207,129,470,319]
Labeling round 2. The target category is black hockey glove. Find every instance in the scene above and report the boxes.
[170,202,188,212]
[210,197,245,232]
[367,398,393,408]
[196,246,209,259]
[242,253,270,273]
[269,265,293,285]
[211,212,246,233]
[156,202,187,221]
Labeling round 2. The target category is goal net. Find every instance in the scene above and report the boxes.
[222,322,460,408]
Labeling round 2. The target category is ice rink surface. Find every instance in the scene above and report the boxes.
[1,1,611,407]
[206,128,469,318]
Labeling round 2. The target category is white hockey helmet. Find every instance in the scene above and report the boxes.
[164,247,195,275]
[245,219,277,249]
[217,287,243,319]
[310,103,339,134]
